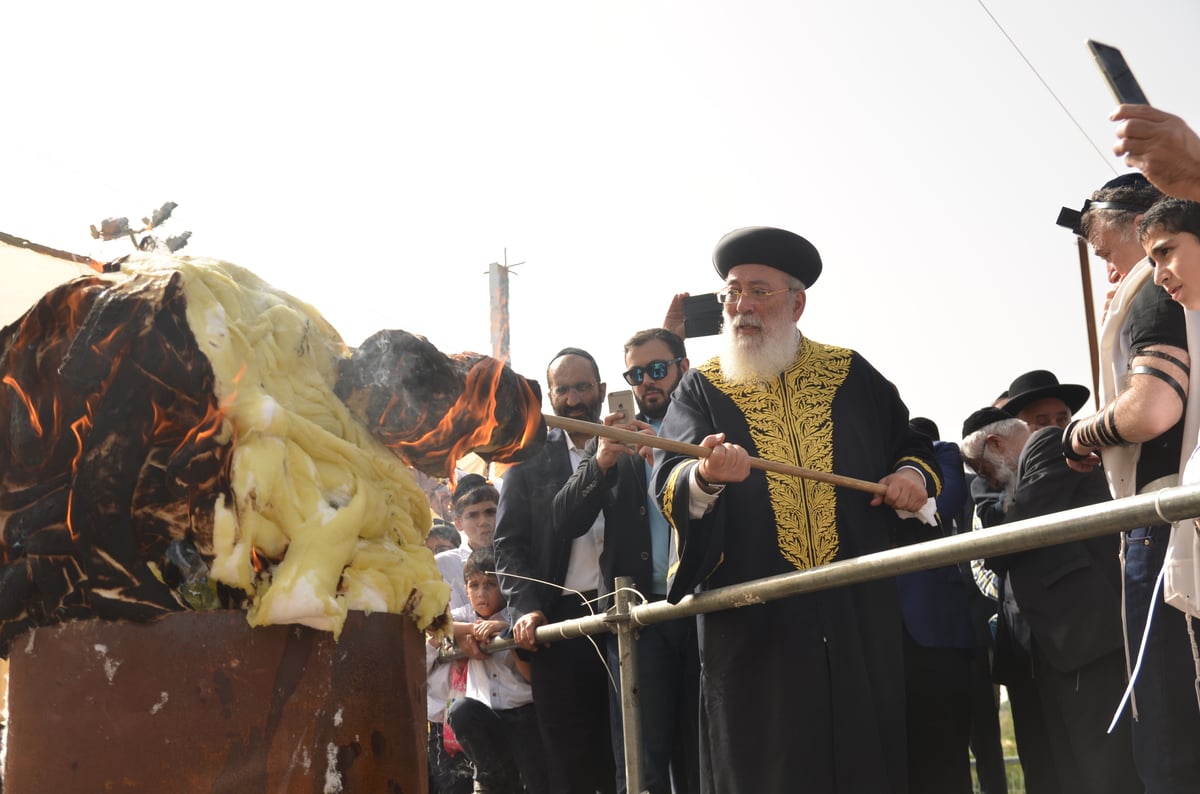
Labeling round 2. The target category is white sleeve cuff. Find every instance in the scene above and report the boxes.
[688,463,723,518]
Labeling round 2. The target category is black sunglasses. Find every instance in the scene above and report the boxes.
[622,357,683,386]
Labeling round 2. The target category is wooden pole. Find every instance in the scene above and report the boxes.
[543,413,887,496]
[1077,237,1101,410]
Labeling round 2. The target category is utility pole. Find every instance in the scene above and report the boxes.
[488,249,522,362]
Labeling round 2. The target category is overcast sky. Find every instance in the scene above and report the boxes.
[6,0,1200,442]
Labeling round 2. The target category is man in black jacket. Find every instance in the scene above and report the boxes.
[963,406,1141,794]
[553,328,700,794]
[494,347,615,794]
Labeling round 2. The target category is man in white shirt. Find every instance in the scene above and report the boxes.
[494,347,615,794]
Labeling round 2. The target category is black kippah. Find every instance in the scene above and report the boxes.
[713,227,823,288]
[962,407,1011,438]
[452,473,488,505]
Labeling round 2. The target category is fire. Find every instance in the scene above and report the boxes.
[169,364,242,459]
[0,255,545,653]
[0,264,240,652]
[334,329,547,479]
[65,409,93,539]
[378,357,544,474]
[2,376,42,438]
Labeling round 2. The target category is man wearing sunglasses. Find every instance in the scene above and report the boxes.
[652,226,941,794]
[554,328,700,794]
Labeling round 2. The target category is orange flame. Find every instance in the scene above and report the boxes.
[3,376,43,438]
[378,358,543,476]
[167,363,242,458]
[68,412,93,474]
[65,409,94,539]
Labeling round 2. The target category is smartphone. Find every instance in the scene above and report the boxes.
[1087,40,1149,105]
[607,389,637,427]
[683,292,722,338]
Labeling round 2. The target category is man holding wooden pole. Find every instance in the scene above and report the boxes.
[650,226,941,794]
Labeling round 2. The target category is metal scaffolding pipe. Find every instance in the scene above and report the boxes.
[445,483,1200,658]
[628,482,1200,631]
[613,576,643,794]
[441,483,1200,794]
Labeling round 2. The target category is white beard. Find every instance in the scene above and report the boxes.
[719,313,801,385]
[985,446,1019,513]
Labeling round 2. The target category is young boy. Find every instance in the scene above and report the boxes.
[436,474,500,611]
[1139,196,1200,780]
[444,547,548,794]
[1143,197,1200,310]
[427,477,498,793]
[425,518,462,556]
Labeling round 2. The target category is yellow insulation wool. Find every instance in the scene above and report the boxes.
[129,255,448,636]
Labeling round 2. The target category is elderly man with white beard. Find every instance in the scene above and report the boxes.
[651,226,941,794]
[961,406,1140,794]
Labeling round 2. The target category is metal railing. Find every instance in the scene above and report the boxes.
[443,482,1200,793]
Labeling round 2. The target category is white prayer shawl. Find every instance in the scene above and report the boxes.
[1100,262,1200,727]
[1163,309,1200,714]
[1098,258,1153,499]
[1166,309,1200,619]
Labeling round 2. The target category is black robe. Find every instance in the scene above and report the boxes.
[653,337,940,794]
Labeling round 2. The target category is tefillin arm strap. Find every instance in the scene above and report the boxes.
[1075,407,1128,450]
[1064,348,1190,460]
[1131,348,1190,406]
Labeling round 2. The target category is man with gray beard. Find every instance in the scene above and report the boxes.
[652,226,941,793]
[961,403,1139,794]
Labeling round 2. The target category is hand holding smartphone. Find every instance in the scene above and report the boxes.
[607,389,637,428]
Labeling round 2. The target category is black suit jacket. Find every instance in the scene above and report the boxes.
[553,435,655,599]
[988,425,1124,672]
[493,428,576,620]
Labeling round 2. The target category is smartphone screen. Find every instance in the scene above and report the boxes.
[1087,40,1149,105]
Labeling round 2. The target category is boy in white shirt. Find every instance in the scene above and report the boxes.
[444,547,548,794]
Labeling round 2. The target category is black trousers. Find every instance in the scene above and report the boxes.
[530,594,616,794]
[903,628,975,794]
[1031,647,1141,794]
[448,698,548,794]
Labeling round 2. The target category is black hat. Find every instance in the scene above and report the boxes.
[909,416,940,441]
[962,407,1012,438]
[1056,172,1156,235]
[452,473,489,506]
[1001,370,1089,417]
[713,226,822,288]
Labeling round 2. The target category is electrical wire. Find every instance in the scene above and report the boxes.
[976,0,1119,176]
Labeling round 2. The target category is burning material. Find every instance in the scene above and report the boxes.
[335,329,546,476]
[0,254,545,653]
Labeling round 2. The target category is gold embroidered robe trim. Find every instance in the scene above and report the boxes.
[699,336,850,570]
[662,460,724,580]
[662,461,684,578]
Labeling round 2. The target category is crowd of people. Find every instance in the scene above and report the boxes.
[420,105,1200,794]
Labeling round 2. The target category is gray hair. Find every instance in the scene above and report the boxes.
[961,417,1027,461]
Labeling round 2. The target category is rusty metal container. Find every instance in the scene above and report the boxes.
[4,610,428,793]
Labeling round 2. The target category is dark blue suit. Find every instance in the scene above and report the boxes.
[897,440,990,793]
[493,428,615,794]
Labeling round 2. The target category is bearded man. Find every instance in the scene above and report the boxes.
[961,405,1139,794]
[494,347,616,794]
[651,226,941,793]
[554,328,700,794]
